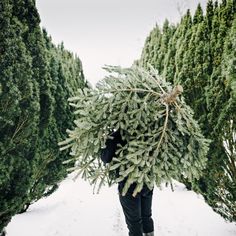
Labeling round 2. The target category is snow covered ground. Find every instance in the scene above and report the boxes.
[6,174,236,236]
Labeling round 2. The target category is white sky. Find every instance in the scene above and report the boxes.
[36,0,208,86]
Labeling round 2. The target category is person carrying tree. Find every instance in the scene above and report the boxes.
[101,129,154,236]
[59,66,210,236]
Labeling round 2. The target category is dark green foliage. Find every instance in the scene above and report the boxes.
[0,0,40,230]
[25,31,86,209]
[139,0,236,222]
[0,0,86,232]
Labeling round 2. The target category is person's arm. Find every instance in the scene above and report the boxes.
[101,130,123,164]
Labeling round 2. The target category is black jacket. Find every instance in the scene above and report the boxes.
[101,130,126,164]
[101,129,152,195]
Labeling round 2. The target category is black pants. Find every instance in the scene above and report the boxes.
[118,184,154,236]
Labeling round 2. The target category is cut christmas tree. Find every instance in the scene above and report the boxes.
[59,66,210,196]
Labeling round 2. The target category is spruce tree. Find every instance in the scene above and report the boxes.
[59,66,210,196]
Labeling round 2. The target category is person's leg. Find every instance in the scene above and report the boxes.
[141,187,154,234]
[143,232,154,236]
[119,189,143,236]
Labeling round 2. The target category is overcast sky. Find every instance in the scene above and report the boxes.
[36,0,208,86]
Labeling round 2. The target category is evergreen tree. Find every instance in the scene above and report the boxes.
[60,66,210,197]
[140,25,162,70]
[0,0,86,232]
[0,0,40,230]
[193,3,204,25]
[19,31,86,212]
[163,10,191,84]
[173,10,192,88]
[200,15,236,222]
[139,0,236,221]
[206,0,214,32]
[157,20,175,74]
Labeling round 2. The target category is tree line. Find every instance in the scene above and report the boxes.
[138,0,236,222]
[0,0,86,233]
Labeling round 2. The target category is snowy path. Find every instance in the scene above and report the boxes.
[6,176,236,236]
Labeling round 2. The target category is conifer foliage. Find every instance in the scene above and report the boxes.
[59,66,210,197]
[0,0,86,232]
[139,0,236,222]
